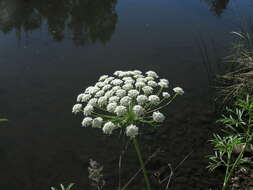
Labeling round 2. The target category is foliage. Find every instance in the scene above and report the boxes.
[208,95,253,190]
[216,29,253,106]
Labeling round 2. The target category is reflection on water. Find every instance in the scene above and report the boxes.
[0,0,117,46]
[201,0,230,16]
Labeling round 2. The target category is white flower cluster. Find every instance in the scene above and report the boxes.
[72,70,184,139]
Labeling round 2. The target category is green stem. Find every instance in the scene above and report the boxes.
[223,144,246,190]
[133,138,152,190]
[222,153,231,190]
[0,119,8,122]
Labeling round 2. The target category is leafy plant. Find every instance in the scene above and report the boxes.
[216,29,253,106]
[51,183,75,190]
[208,95,253,190]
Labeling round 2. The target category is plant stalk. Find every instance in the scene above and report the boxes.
[133,138,152,190]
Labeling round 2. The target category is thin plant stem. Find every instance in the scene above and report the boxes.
[133,137,152,190]
[223,143,246,190]
[222,152,232,190]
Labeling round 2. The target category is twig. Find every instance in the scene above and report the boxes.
[160,151,193,186]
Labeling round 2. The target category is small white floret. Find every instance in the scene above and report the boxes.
[162,92,171,99]
[99,75,109,81]
[83,104,94,116]
[109,96,120,103]
[152,111,165,122]
[146,71,159,78]
[173,87,184,95]
[115,105,127,116]
[82,117,93,127]
[88,98,98,106]
[102,121,116,135]
[126,124,139,138]
[133,105,145,116]
[137,95,148,105]
[92,117,103,128]
[72,104,82,114]
[98,96,107,107]
[142,86,153,95]
[120,96,132,106]
[128,89,139,98]
[148,95,160,105]
[122,83,134,90]
[147,81,158,87]
[135,81,146,88]
[116,89,126,98]
[107,102,117,112]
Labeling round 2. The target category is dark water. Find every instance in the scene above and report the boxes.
[0,0,253,189]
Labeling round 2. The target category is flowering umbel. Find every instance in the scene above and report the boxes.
[72,70,184,138]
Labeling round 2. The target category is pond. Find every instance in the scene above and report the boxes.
[0,0,253,189]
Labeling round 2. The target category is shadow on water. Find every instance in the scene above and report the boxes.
[0,0,117,46]
[201,0,230,16]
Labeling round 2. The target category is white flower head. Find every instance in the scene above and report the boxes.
[152,111,165,122]
[89,86,100,95]
[122,83,134,90]
[95,82,106,88]
[102,84,112,91]
[109,96,120,103]
[133,74,145,79]
[126,125,139,138]
[114,71,123,77]
[147,81,158,87]
[142,86,153,95]
[162,92,171,99]
[148,95,160,105]
[145,76,154,81]
[103,121,116,135]
[107,102,117,113]
[124,79,135,84]
[111,79,123,86]
[72,104,82,114]
[83,104,94,116]
[173,87,184,95]
[135,81,146,88]
[82,117,93,127]
[146,71,159,78]
[104,90,114,99]
[77,93,84,102]
[133,70,142,75]
[111,86,121,92]
[133,105,145,116]
[92,117,103,128]
[88,98,98,106]
[98,96,107,107]
[116,89,126,98]
[128,89,139,98]
[85,86,94,94]
[99,75,109,81]
[115,105,127,116]
[120,96,132,106]
[137,95,148,105]
[158,79,169,88]
[95,90,105,98]
[104,77,115,84]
